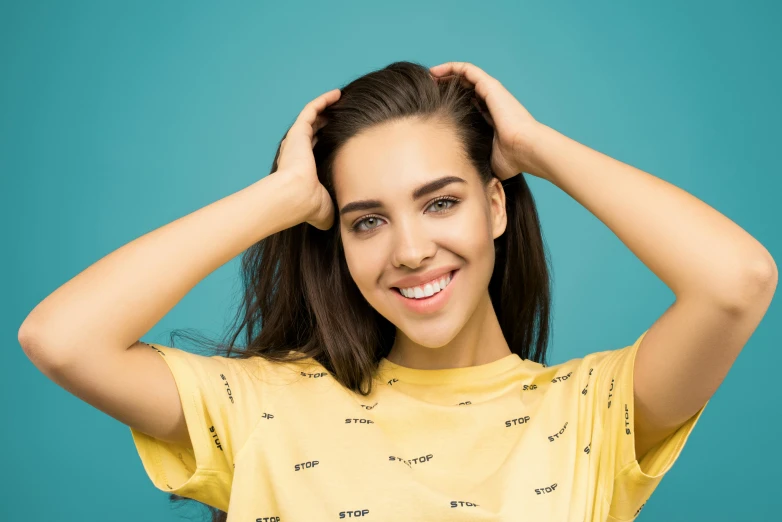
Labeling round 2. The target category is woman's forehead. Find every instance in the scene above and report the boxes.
[332,121,472,200]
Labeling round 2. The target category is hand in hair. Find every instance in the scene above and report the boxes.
[430,62,545,181]
[274,88,342,230]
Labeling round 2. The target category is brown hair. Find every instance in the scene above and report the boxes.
[166,60,552,521]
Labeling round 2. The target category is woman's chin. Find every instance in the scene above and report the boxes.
[397,320,462,349]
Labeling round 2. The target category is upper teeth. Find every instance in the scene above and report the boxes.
[399,272,453,299]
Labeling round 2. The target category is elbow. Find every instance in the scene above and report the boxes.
[18,302,48,353]
[18,318,69,370]
[18,320,52,371]
[18,319,40,354]
[720,254,778,313]
[743,253,777,296]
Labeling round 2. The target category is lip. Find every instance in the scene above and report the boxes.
[391,266,459,290]
[392,269,458,315]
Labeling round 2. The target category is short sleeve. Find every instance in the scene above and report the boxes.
[588,330,710,521]
[129,342,266,511]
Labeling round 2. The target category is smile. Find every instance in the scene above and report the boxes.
[392,269,459,314]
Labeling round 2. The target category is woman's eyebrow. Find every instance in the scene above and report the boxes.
[339,175,466,216]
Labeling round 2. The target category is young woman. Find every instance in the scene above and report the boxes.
[19,61,776,521]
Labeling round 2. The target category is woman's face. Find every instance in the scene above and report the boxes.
[333,118,507,349]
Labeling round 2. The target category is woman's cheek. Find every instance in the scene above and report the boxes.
[444,211,488,251]
[344,241,385,284]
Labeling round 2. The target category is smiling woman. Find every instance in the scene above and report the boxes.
[152,60,556,520]
[22,60,716,522]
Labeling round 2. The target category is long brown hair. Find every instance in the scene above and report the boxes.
[166,60,553,522]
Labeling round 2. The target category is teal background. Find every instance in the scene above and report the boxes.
[2,1,779,520]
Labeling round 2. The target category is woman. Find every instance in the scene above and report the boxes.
[19,61,776,521]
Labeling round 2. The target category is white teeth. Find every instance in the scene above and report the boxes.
[399,271,453,299]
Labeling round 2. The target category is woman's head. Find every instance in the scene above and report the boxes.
[178,58,551,394]
[168,59,552,522]
[332,116,507,355]
[311,60,550,383]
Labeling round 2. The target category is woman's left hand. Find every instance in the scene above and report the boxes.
[430,61,546,181]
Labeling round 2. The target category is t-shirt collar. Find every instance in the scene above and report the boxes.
[377,352,525,385]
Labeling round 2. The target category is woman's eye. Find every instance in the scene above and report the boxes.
[353,216,382,233]
[351,196,460,234]
[427,197,458,213]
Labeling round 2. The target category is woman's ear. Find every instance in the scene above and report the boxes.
[488,177,507,240]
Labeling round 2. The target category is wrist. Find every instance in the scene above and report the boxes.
[258,172,314,227]
[525,122,561,183]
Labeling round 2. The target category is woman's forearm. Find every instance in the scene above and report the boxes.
[529,123,776,307]
[19,172,309,363]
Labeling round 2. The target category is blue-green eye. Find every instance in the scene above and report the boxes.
[350,196,460,234]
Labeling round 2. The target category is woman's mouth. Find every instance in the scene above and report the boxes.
[392,269,459,315]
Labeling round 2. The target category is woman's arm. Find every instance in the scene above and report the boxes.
[529,122,777,461]
[530,122,776,305]
[18,172,310,364]
[428,59,775,464]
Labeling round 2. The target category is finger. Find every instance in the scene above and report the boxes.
[471,97,495,128]
[294,89,341,138]
[483,111,495,128]
[314,115,329,133]
[430,61,489,82]
[432,73,473,90]
[430,62,497,100]
[433,62,508,129]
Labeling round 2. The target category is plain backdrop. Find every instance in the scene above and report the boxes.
[2,1,780,521]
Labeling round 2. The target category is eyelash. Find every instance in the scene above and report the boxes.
[349,196,461,234]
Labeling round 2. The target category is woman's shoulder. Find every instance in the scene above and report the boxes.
[541,331,647,379]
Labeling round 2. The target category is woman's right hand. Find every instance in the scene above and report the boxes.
[274,88,342,231]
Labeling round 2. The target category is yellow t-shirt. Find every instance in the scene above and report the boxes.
[130,330,708,521]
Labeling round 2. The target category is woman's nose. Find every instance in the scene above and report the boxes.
[391,220,437,268]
